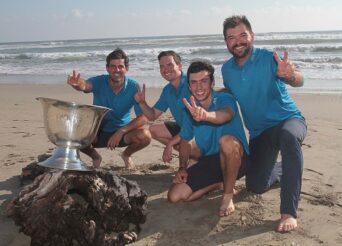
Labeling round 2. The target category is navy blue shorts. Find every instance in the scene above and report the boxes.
[164,121,181,137]
[186,153,249,192]
[92,130,128,148]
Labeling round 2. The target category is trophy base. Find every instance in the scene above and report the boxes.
[38,147,92,171]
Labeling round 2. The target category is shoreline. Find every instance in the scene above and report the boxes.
[0,84,341,245]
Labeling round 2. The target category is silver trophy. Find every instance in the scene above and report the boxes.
[37,97,111,171]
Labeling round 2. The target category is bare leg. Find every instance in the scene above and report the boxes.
[167,182,222,203]
[219,135,243,217]
[81,146,102,168]
[149,124,172,145]
[121,128,151,169]
[277,214,298,232]
[150,124,201,160]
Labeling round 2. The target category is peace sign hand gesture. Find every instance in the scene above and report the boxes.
[183,96,208,122]
[67,70,86,91]
[134,83,146,104]
[273,49,296,83]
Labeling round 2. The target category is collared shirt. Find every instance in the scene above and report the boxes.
[153,73,191,125]
[221,47,303,139]
[89,75,142,132]
[180,91,249,156]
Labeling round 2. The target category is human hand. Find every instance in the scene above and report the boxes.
[162,144,173,163]
[173,169,188,184]
[134,84,146,104]
[107,130,124,150]
[67,70,86,91]
[183,96,208,121]
[274,49,296,83]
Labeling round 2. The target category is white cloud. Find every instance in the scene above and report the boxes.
[71,9,93,19]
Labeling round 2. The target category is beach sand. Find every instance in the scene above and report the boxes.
[0,84,341,245]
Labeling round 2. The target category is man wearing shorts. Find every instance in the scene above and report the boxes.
[167,60,249,216]
[135,50,201,162]
[67,48,151,169]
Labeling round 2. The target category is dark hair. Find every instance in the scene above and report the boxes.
[223,15,253,39]
[106,48,129,67]
[187,60,215,83]
[158,50,181,65]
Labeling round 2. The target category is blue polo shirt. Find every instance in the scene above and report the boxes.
[180,91,249,156]
[88,75,142,132]
[221,47,303,139]
[153,73,191,125]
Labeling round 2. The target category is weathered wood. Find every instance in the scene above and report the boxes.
[7,169,147,246]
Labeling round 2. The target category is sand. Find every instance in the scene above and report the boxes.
[0,84,341,245]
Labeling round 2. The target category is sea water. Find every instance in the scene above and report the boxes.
[0,31,341,93]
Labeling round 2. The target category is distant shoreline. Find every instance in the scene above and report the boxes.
[0,75,341,94]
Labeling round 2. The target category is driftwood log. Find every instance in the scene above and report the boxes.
[7,168,147,246]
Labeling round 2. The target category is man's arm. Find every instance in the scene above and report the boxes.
[183,96,234,124]
[107,114,148,150]
[67,70,93,93]
[273,50,304,88]
[134,84,163,121]
[139,102,163,121]
[178,139,191,170]
[203,108,234,124]
[285,69,304,87]
[163,134,181,163]
[118,114,148,134]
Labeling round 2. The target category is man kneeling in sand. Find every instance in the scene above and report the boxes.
[167,60,249,216]
[67,48,151,169]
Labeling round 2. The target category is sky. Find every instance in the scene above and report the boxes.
[1,0,342,43]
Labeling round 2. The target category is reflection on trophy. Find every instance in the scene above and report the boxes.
[36,97,111,171]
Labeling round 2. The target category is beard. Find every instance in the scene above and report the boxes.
[229,43,252,59]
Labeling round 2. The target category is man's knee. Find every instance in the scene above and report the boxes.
[167,184,192,203]
[167,189,183,203]
[219,135,243,156]
[245,174,269,194]
[149,124,161,140]
[280,129,300,147]
[134,128,152,145]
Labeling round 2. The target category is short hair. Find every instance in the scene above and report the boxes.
[187,60,215,83]
[106,48,129,67]
[223,15,253,40]
[158,50,182,65]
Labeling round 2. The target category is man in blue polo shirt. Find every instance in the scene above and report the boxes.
[221,15,307,232]
[167,60,249,217]
[135,51,199,162]
[67,48,151,169]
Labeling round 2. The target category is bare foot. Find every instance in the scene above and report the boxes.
[219,193,235,217]
[218,184,238,195]
[121,153,135,169]
[277,214,298,233]
[92,154,102,168]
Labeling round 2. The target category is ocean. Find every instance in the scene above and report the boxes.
[1,30,342,93]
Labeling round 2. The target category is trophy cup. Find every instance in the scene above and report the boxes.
[36,97,111,171]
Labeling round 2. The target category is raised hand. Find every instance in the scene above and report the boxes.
[273,49,296,83]
[183,96,208,121]
[67,70,86,91]
[134,84,146,104]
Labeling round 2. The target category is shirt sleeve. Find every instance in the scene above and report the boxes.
[215,92,237,116]
[88,75,104,93]
[179,110,194,141]
[153,87,169,112]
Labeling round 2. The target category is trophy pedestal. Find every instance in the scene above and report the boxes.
[39,147,91,171]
